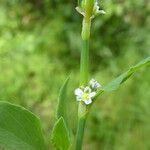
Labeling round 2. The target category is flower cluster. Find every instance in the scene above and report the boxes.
[74,79,101,105]
[76,0,105,20]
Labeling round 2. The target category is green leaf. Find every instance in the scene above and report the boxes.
[0,101,47,150]
[96,57,150,96]
[51,117,70,150]
[52,77,71,150]
[57,77,69,121]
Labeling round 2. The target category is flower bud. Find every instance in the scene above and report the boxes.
[76,0,105,40]
[82,0,95,19]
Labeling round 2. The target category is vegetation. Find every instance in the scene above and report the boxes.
[0,0,150,150]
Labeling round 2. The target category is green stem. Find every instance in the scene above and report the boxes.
[75,101,89,150]
[76,100,90,150]
[76,6,92,148]
[75,116,87,150]
[75,38,90,150]
[80,39,89,86]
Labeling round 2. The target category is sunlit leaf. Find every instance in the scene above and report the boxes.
[57,77,69,122]
[0,101,47,150]
[51,117,70,150]
[95,57,150,97]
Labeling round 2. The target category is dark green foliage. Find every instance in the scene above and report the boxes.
[0,101,47,150]
[57,77,69,121]
[0,0,149,149]
[51,117,70,150]
[96,57,150,95]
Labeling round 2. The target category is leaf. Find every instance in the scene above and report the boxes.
[51,117,70,150]
[0,101,47,150]
[57,77,69,121]
[96,57,150,96]
[52,77,71,150]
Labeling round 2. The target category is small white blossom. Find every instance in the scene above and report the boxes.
[74,86,96,105]
[76,0,105,19]
[75,88,83,96]
[89,79,101,90]
[93,0,106,16]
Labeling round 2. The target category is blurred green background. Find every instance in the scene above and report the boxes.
[0,0,150,149]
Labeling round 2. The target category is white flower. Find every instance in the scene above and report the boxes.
[74,86,96,105]
[89,79,101,90]
[76,0,105,19]
[93,0,106,16]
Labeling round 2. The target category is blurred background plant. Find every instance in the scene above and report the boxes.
[0,0,150,149]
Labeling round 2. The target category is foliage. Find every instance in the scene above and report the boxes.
[0,0,150,149]
[51,117,70,150]
[96,56,150,95]
[0,101,47,150]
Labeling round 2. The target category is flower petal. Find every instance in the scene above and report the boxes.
[89,92,96,98]
[95,82,101,88]
[89,79,101,89]
[89,79,95,86]
[97,10,106,15]
[84,86,91,93]
[84,99,92,105]
[74,88,83,96]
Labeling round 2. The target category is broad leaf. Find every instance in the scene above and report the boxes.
[0,101,47,150]
[96,57,150,97]
[57,77,69,121]
[51,117,70,150]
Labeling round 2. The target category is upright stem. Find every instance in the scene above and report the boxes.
[75,100,89,150]
[75,115,87,150]
[75,0,104,148]
[75,0,93,148]
[80,39,89,86]
[75,32,90,150]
